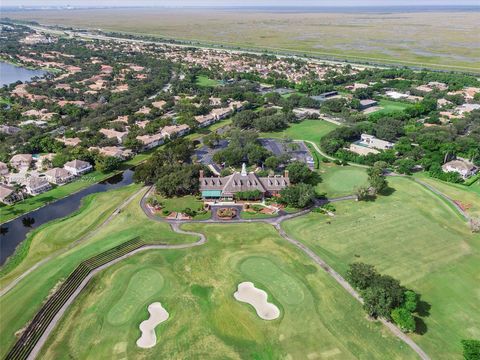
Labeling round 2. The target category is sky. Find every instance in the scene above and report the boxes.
[2,0,479,7]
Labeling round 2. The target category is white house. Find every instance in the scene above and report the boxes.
[194,114,216,128]
[136,133,165,150]
[160,124,190,139]
[24,176,52,196]
[442,159,478,180]
[359,134,395,150]
[44,167,75,185]
[99,128,129,144]
[64,159,93,176]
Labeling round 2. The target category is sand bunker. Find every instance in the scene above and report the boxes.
[234,282,280,320]
[136,302,169,348]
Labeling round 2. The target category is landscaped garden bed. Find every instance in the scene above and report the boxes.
[147,195,210,220]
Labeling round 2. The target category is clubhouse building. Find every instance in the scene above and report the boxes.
[199,164,290,201]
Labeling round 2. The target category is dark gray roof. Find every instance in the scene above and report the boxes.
[200,171,289,194]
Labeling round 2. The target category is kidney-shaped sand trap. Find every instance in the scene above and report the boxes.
[234,282,280,320]
[136,302,169,348]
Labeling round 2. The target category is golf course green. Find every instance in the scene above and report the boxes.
[37,222,415,359]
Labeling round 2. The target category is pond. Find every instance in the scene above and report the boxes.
[0,61,48,86]
[0,170,134,265]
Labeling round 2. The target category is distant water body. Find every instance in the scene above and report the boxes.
[0,61,47,86]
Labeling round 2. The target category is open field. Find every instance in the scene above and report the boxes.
[37,222,415,359]
[4,8,480,71]
[316,164,369,197]
[0,187,197,357]
[282,176,480,359]
[196,75,220,87]
[261,119,338,145]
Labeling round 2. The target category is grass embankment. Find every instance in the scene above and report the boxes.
[0,187,197,358]
[414,172,480,218]
[38,222,415,359]
[0,184,141,282]
[0,170,121,224]
[282,176,480,359]
[261,119,338,144]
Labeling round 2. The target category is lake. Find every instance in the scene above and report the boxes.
[0,61,47,86]
[0,170,134,265]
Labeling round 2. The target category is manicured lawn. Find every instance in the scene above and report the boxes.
[370,99,412,115]
[0,187,196,358]
[196,75,220,87]
[282,176,480,359]
[154,195,204,213]
[316,164,368,197]
[37,222,415,359]
[151,194,210,219]
[240,210,276,219]
[261,119,338,145]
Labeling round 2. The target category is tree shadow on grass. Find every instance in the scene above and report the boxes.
[379,186,396,196]
[417,297,431,317]
[414,316,428,335]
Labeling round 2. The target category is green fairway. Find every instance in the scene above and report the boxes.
[196,75,220,87]
[282,176,480,359]
[261,119,338,145]
[0,187,196,358]
[316,164,369,197]
[37,222,415,359]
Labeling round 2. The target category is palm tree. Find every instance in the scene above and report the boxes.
[12,182,26,198]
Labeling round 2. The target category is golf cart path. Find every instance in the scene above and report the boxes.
[6,186,430,360]
[24,223,205,360]
[140,188,430,360]
[274,223,430,360]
